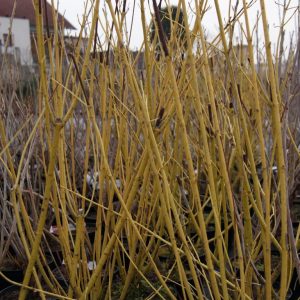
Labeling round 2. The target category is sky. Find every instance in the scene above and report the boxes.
[53,0,299,50]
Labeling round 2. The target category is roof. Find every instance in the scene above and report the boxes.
[0,0,76,30]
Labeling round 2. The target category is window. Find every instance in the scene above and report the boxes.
[3,33,13,47]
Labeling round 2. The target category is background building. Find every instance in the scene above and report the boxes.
[0,0,75,66]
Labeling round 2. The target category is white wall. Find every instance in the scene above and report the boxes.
[0,17,32,65]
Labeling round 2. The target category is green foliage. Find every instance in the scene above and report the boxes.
[150,5,185,47]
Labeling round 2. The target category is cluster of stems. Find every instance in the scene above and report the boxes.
[1,0,300,299]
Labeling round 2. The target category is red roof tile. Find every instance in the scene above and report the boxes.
[0,0,76,30]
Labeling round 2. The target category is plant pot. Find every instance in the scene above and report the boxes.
[0,269,23,290]
[0,285,20,300]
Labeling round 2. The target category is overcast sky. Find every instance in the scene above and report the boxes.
[54,0,299,50]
